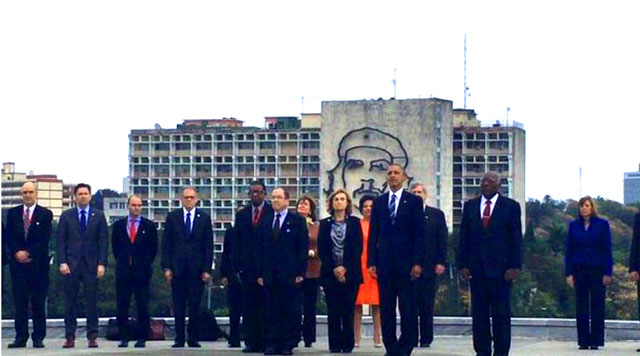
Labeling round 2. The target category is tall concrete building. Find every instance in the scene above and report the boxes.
[128,117,321,253]
[452,109,526,228]
[320,98,454,228]
[1,162,73,220]
[624,164,640,204]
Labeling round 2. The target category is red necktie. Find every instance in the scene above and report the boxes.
[482,200,491,228]
[129,219,137,243]
[23,208,31,240]
[253,207,260,225]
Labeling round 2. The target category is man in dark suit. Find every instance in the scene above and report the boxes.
[6,182,53,348]
[57,183,108,348]
[161,186,213,348]
[112,195,158,348]
[257,187,308,355]
[232,180,273,353]
[628,211,640,352]
[457,171,522,356]
[410,183,448,348]
[220,223,242,348]
[368,164,426,356]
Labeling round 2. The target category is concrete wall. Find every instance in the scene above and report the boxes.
[320,99,453,226]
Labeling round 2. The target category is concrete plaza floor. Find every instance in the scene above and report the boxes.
[3,337,640,356]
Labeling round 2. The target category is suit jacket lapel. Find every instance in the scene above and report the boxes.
[489,196,505,229]
[395,191,409,219]
[471,198,483,229]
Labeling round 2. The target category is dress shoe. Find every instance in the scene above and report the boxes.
[282,349,293,355]
[229,342,241,348]
[578,345,588,350]
[32,340,45,348]
[420,342,431,348]
[62,336,75,348]
[118,340,128,347]
[330,349,342,353]
[135,340,146,348]
[264,347,278,355]
[8,340,27,348]
[590,345,599,350]
[242,346,262,353]
[342,348,353,353]
[188,340,202,348]
[305,342,313,348]
[88,339,98,348]
[172,340,185,348]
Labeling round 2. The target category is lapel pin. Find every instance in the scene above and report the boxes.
[142,231,146,234]
[36,222,40,225]
[197,214,201,218]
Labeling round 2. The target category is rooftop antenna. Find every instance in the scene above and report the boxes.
[464,34,470,109]
[301,96,304,115]
[579,166,583,197]
[506,107,511,126]
[392,68,397,98]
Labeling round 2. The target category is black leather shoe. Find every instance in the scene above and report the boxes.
[172,340,185,348]
[578,345,588,350]
[8,340,27,348]
[420,342,431,348]
[134,340,146,348]
[264,347,277,355]
[282,349,293,355]
[187,341,202,348]
[590,345,599,350]
[305,342,312,348]
[330,349,342,353]
[229,342,241,348]
[118,340,128,347]
[32,340,45,348]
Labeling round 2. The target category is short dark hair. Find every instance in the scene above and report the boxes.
[296,195,317,222]
[358,195,376,213]
[273,186,290,199]
[74,183,92,195]
[249,180,266,192]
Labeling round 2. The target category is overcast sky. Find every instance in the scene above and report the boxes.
[1,1,638,203]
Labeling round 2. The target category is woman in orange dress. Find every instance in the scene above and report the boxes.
[354,195,382,348]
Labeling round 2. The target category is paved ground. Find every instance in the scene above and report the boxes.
[3,337,640,356]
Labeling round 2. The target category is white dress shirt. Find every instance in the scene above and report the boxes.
[388,188,403,217]
[479,194,499,219]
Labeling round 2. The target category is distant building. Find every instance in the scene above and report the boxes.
[624,164,640,204]
[128,116,321,255]
[103,196,128,225]
[1,162,73,220]
[452,109,526,228]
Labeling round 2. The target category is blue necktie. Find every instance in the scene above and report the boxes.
[80,210,87,233]
[185,211,192,237]
[389,194,397,222]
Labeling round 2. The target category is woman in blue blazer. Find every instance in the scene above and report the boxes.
[564,196,613,350]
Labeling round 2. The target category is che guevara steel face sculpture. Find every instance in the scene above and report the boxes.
[325,127,413,208]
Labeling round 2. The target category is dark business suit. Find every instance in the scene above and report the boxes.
[220,225,242,346]
[416,205,448,346]
[258,210,308,352]
[318,215,363,352]
[112,216,158,341]
[57,207,108,340]
[457,195,522,356]
[368,190,426,356]
[232,203,273,350]
[6,204,53,344]
[629,212,640,326]
[161,208,213,344]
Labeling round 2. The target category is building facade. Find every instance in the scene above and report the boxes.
[624,164,640,205]
[1,162,73,220]
[452,109,526,228]
[128,117,321,253]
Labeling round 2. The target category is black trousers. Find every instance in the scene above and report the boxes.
[265,284,298,351]
[116,267,151,341]
[378,271,417,356]
[10,262,48,342]
[323,279,357,352]
[301,278,319,345]
[63,258,99,339]
[227,281,243,345]
[416,273,438,345]
[470,277,512,356]
[171,271,204,343]
[242,278,266,349]
[574,266,605,347]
